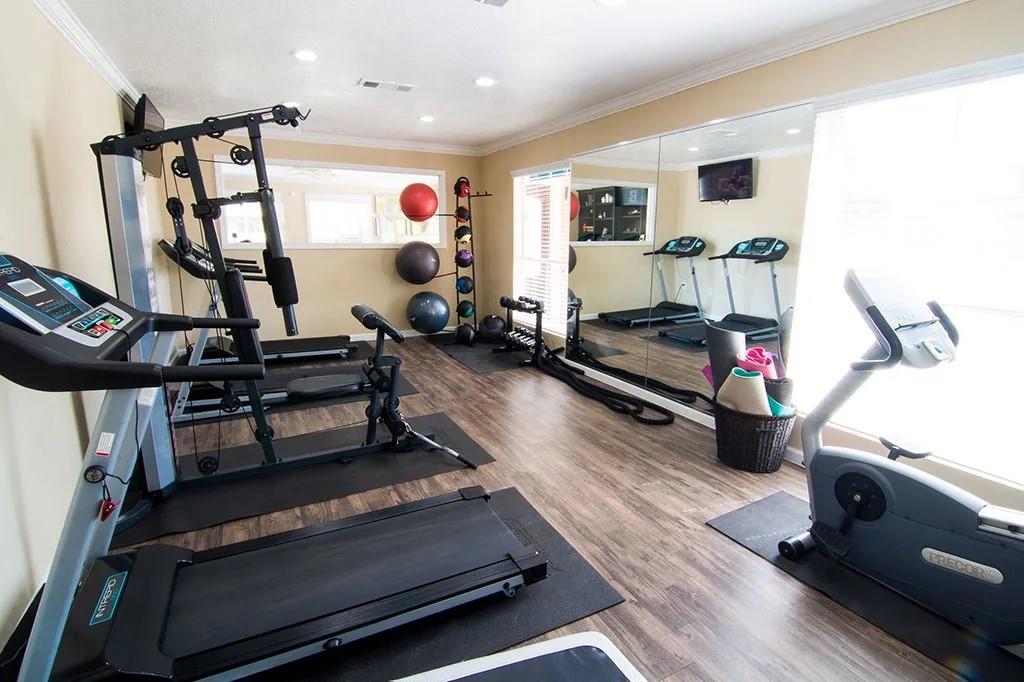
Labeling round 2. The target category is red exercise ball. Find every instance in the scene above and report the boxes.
[569,191,580,221]
[400,183,439,222]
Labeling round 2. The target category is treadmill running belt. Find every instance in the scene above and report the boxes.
[253,335,353,355]
[163,499,521,657]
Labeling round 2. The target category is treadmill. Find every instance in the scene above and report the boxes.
[597,236,707,327]
[659,236,788,346]
[158,239,358,365]
[0,253,547,681]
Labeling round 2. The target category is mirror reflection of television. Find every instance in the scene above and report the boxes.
[698,158,753,202]
[132,94,165,178]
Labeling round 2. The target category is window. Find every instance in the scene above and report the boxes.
[513,168,571,334]
[216,160,443,248]
[791,69,1024,486]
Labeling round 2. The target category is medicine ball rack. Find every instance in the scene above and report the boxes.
[452,176,491,336]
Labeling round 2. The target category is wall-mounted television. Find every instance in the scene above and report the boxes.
[698,158,753,202]
[131,94,165,178]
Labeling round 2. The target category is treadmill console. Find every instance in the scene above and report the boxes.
[724,237,789,261]
[659,236,706,257]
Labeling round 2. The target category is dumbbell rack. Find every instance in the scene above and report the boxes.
[494,296,544,367]
[452,177,491,332]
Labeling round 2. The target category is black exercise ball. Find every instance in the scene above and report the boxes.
[455,324,476,345]
[395,241,440,284]
[477,314,507,343]
[568,245,577,274]
[406,291,449,334]
[457,300,475,318]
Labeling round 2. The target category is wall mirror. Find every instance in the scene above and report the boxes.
[567,103,815,404]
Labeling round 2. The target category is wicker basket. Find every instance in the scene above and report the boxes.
[713,401,796,473]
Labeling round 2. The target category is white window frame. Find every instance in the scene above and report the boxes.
[569,177,657,246]
[512,164,571,337]
[214,155,446,250]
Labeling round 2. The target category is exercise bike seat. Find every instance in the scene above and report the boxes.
[879,436,930,461]
[286,374,364,400]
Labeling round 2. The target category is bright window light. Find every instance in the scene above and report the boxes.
[790,71,1024,485]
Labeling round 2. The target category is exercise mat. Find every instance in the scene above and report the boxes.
[251,487,625,682]
[425,333,530,373]
[114,413,493,547]
[707,491,1024,681]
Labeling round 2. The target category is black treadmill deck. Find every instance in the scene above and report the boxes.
[599,301,698,328]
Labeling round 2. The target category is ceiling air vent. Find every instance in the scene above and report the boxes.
[356,78,417,92]
[469,0,510,6]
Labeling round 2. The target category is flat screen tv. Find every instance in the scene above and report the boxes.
[698,158,753,202]
[132,94,165,178]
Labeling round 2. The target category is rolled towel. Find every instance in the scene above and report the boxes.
[768,394,796,417]
[764,377,794,406]
[717,368,772,416]
[707,322,746,393]
[736,346,778,380]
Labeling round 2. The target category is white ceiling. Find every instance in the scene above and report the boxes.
[60,0,958,154]
[578,103,815,169]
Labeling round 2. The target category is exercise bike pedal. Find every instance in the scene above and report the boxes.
[810,521,851,559]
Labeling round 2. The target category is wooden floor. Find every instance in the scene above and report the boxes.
[166,338,951,681]
[574,318,780,399]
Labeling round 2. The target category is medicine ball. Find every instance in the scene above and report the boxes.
[455,323,476,346]
[455,206,471,223]
[569,191,580,221]
[568,245,577,274]
[399,183,439,222]
[406,291,449,334]
[456,275,474,294]
[455,249,474,268]
[453,176,471,198]
[395,241,440,284]
[477,314,507,343]
[454,225,472,243]
[456,300,475,318]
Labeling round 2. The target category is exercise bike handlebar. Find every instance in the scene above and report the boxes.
[850,305,904,371]
[351,304,405,342]
[927,300,959,347]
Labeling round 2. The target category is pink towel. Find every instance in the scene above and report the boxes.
[736,346,778,380]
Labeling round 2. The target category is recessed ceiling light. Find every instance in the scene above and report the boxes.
[283,101,301,108]
[595,0,627,6]
[291,49,317,62]
[688,147,700,152]
[707,118,727,124]
[474,76,497,87]
[786,128,802,135]
[723,132,739,137]
[418,115,435,123]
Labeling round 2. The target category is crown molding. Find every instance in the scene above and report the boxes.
[475,0,968,156]
[33,0,140,104]
[573,144,812,173]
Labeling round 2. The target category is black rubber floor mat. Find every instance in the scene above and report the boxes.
[707,491,1024,681]
[425,333,530,373]
[252,487,625,682]
[643,333,709,353]
[114,413,492,547]
[572,338,626,359]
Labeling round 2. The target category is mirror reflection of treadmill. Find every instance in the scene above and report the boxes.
[660,237,788,346]
[596,236,707,328]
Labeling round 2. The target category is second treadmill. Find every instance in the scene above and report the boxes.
[597,236,707,327]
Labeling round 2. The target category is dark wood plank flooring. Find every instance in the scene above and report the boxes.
[165,338,950,681]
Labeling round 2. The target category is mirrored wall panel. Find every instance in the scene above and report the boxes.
[567,103,815,403]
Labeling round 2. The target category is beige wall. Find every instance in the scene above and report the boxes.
[477,0,1024,317]
[160,138,481,340]
[0,0,127,642]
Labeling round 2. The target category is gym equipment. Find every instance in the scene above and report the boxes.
[158,227,356,368]
[453,176,472,198]
[494,296,545,367]
[407,291,450,334]
[0,257,546,681]
[395,241,441,284]
[779,270,1024,645]
[455,206,471,223]
[478,314,507,343]
[456,275,474,294]
[456,249,474,268]
[660,237,788,346]
[598,236,707,327]
[457,300,475,318]
[569,191,580,221]
[455,323,477,345]
[399,182,439,222]
[568,244,577,274]
[454,225,472,242]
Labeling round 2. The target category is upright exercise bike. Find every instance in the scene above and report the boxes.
[780,270,1024,645]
